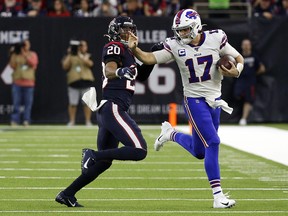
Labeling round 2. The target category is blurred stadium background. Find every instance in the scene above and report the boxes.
[0,1,288,125]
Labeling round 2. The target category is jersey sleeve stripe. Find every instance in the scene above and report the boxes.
[220,37,228,50]
[175,9,185,25]
[163,41,172,52]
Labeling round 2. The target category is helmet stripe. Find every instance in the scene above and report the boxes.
[175,9,185,25]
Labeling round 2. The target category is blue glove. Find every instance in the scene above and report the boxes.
[150,42,164,52]
[115,65,137,80]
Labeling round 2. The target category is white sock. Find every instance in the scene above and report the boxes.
[212,186,223,199]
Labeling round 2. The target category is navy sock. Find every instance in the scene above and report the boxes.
[64,160,112,196]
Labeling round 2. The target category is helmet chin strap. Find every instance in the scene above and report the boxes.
[121,40,128,45]
[182,38,193,45]
[120,32,130,45]
[178,25,200,45]
[180,30,197,45]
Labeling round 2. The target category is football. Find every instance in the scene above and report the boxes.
[217,55,236,70]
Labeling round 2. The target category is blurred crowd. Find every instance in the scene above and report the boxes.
[251,0,288,19]
[0,0,287,18]
[0,0,192,17]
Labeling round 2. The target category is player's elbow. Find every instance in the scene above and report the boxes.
[147,53,157,65]
[236,54,244,64]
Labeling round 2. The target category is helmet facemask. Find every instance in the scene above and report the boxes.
[106,16,137,45]
[119,23,136,45]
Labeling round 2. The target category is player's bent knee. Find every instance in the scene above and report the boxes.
[134,148,147,161]
[193,147,205,159]
[194,153,205,160]
[207,136,220,147]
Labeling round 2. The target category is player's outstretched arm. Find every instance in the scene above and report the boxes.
[128,32,157,65]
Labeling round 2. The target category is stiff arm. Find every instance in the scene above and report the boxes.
[128,32,157,65]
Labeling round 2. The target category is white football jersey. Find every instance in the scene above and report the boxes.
[153,29,239,100]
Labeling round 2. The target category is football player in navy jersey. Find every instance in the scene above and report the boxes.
[128,9,244,208]
[234,38,266,126]
[55,16,161,207]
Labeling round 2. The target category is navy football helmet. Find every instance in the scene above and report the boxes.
[106,16,137,44]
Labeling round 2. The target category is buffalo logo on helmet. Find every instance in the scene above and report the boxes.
[185,10,199,20]
[174,9,199,26]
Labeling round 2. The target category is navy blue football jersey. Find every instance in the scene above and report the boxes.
[237,53,260,86]
[101,41,137,111]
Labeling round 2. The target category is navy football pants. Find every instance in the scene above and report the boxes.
[95,101,147,161]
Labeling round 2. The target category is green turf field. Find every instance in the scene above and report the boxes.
[0,125,287,215]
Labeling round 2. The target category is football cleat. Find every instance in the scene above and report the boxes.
[213,193,236,208]
[239,118,247,126]
[55,191,83,207]
[81,148,96,174]
[154,121,175,151]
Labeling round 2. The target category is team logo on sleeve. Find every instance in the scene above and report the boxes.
[178,49,186,57]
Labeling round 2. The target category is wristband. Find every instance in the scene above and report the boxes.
[236,63,244,78]
[115,68,121,77]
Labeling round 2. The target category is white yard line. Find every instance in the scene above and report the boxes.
[0,210,287,214]
[0,187,286,190]
[176,125,288,166]
[1,198,288,201]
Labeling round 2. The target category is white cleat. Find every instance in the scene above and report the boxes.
[213,194,236,208]
[154,121,175,151]
[239,118,247,126]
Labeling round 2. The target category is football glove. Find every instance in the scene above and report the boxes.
[150,42,164,52]
[115,65,137,80]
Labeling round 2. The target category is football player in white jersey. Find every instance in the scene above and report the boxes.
[128,9,244,208]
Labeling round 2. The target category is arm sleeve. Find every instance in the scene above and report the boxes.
[153,49,174,64]
[136,63,155,82]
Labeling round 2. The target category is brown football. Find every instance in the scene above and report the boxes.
[217,55,236,70]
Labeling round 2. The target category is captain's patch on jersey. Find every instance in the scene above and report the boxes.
[178,49,186,57]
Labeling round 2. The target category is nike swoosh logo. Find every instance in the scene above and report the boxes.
[68,199,76,207]
[83,157,91,169]
[220,202,230,206]
[157,135,163,141]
